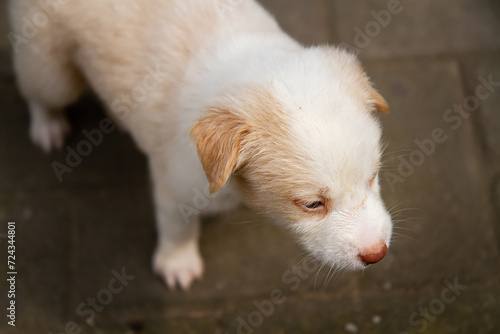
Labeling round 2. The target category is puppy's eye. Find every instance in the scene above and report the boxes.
[294,196,329,214]
[369,171,379,187]
[303,201,324,210]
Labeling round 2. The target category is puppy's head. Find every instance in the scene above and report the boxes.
[191,47,392,270]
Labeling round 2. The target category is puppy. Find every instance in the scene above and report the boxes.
[8,0,392,289]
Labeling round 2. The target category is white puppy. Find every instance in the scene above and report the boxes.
[9,0,392,289]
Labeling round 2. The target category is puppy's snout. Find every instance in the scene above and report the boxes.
[359,243,387,265]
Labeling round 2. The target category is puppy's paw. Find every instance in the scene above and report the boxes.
[153,240,204,290]
[29,115,71,153]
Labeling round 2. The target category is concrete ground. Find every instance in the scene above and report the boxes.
[1,0,500,333]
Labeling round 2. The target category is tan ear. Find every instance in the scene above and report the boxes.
[190,108,249,194]
[369,89,390,114]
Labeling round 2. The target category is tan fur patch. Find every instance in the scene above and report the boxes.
[369,90,390,114]
[191,86,289,194]
[191,108,249,194]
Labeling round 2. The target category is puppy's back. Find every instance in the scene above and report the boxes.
[8,0,288,154]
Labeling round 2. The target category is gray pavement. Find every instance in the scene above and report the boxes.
[1,0,500,333]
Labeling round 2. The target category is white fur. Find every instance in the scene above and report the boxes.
[9,0,392,289]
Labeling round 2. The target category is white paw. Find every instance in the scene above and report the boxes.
[153,240,204,290]
[29,114,71,153]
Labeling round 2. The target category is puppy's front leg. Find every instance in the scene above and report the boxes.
[151,178,203,290]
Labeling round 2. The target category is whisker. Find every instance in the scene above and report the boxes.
[323,264,336,290]
[392,226,419,234]
[324,265,343,290]
[314,259,328,291]
[392,217,420,222]
[381,143,413,158]
[389,208,420,219]
[386,200,410,212]
[292,252,314,272]
[391,232,418,242]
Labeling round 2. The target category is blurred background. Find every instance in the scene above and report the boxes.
[1,0,499,333]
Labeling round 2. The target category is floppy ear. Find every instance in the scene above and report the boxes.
[369,89,390,114]
[190,107,249,194]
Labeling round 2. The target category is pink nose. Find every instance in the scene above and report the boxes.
[359,243,388,265]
